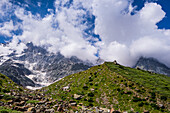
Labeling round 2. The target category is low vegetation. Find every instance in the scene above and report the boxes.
[0,106,22,113]
[0,62,169,112]
[40,62,170,112]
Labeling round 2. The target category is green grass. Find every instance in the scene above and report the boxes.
[0,92,15,100]
[26,100,39,104]
[0,106,22,113]
[0,73,25,95]
[39,62,170,112]
[106,62,170,97]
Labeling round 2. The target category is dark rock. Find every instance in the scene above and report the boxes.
[112,111,121,113]
[113,60,118,65]
[0,59,36,87]
[14,96,21,102]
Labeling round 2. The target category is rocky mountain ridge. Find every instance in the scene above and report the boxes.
[1,42,170,89]
[0,59,36,87]
[134,57,170,77]
[0,42,93,88]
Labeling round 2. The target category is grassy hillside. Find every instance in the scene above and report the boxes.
[39,62,170,113]
[0,73,24,113]
[0,73,24,100]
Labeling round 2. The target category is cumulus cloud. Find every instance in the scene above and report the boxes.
[0,0,170,67]
[93,0,170,66]
[0,20,19,37]
[12,1,98,62]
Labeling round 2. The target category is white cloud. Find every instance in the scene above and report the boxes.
[1,0,170,67]
[99,41,134,66]
[13,1,98,62]
[92,0,170,66]
[130,36,170,66]
[0,20,19,37]
[0,37,26,57]
[139,3,165,24]
[0,0,12,16]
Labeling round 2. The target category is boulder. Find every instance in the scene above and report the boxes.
[36,109,41,113]
[74,94,82,100]
[45,108,55,113]
[57,106,64,112]
[63,86,69,91]
[7,100,13,105]
[16,101,25,106]
[37,101,46,105]
[13,106,27,111]
[53,104,59,110]
[70,102,77,106]
[100,108,110,113]
[27,107,36,113]
[113,60,118,65]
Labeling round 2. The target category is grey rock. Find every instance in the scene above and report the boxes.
[70,101,77,106]
[134,57,170,76]
[45,108,55,113]
[74,94,82,100]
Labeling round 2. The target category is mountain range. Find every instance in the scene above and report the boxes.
[0,43,93,88]
[0,42,170,89]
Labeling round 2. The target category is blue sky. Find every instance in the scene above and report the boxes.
[0,0,170,67]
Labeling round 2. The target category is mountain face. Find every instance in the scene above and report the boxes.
[134,57,170,76]
[0,59,36,87]
[0,43,92,87]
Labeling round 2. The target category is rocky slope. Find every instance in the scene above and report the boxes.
[38,61,170,113]
[0,42,92,88]
[0,62,170,112]
[134,57,170,76]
